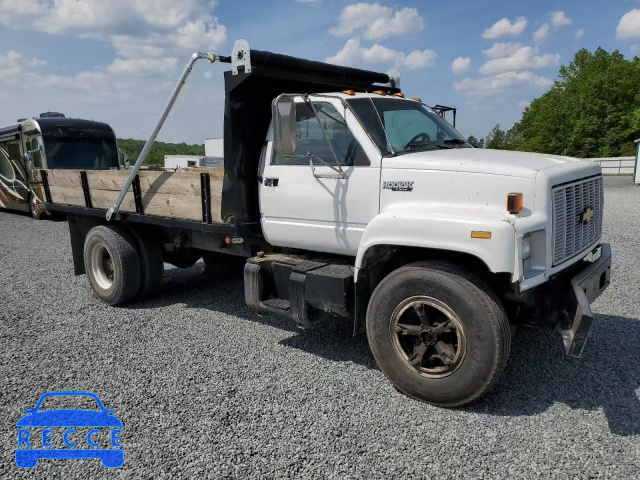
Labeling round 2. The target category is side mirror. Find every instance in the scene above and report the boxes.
[272,96,297,155]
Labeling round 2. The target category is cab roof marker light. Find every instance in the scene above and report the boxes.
[372,90,387,96]
[393,92,405,98]
[342,90,356,96]
[410,97,422,102]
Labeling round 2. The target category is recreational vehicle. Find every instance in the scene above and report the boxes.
[0,113,119,218]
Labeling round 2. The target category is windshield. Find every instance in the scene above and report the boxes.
[347,97,469,155]
[43,136,118,170]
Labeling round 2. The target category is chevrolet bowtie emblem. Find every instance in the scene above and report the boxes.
[580,206,594,225]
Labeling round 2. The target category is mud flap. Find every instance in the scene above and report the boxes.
[562,243,612,358]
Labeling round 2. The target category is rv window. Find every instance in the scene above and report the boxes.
[42,137,118,170]
[29,139,43,168]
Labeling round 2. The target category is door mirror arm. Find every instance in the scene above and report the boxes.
[308,154,347,179]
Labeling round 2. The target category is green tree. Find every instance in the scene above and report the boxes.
[485,124,506,149]
[505,48,640,157]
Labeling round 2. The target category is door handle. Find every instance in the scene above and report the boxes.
[264,178,279,187]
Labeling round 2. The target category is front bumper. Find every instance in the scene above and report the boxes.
[561,243,612,358]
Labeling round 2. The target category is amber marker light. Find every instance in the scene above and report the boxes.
[393,92,405,98]
[410,97,422,102]
[471,231,492,239]
[372,90,387,96]
[507,193,524,214]
[342,90,355,96]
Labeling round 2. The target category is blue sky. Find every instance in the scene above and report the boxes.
[0,0,638,144]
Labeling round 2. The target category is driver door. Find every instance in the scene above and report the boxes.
[259,96,381,256]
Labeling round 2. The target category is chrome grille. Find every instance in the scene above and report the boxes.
[552,176,603,266]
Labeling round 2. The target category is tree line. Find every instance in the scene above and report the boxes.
[117,138,205,165]
[477,48,640,158]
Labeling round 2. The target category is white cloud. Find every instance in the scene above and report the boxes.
[326,38,436,70]
[330,3,424,41]
[482,17,527,39]
[0,49,46,78]
[534,23,550,43]
[452,57,471,74]
[483,42,523,59]
[454,71,552,96]
[479,46,560,75]
[617,9,640,39]
[0,1,227,73]
[576,29,584,40]
[550,11,572,28]
[0,2,228,143]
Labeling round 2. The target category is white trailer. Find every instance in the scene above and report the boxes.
[205,138,223,158]
[164,154,222,171]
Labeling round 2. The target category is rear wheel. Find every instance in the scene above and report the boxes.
[366,261,511,407]
[84,225,141,305]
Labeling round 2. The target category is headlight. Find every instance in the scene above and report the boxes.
[522,234,532,260]
[522,230,546,279]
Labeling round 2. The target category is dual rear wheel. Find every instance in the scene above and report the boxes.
[84,225,163,305]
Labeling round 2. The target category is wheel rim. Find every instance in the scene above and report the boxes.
[390,296,467,378]
[30,197,38,217]
[91,243,115,291]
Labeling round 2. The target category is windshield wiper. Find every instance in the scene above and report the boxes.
[397,143,454,155]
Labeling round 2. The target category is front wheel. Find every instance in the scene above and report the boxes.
[366,261,511,407]
[29,194,41,220]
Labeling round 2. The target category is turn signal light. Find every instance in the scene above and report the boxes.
[372,90,387,96]
[342,90,356,96]
[471,231,492,239]
[507,193,524,214]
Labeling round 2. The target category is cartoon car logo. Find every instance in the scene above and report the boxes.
[15,391,123,468]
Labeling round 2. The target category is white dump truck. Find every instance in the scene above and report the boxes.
[41,41,611,407]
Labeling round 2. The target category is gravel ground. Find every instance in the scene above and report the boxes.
[0,177,638,479]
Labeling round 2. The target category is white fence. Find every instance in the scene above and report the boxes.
[588,157,635,175]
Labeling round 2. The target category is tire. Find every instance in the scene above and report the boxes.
[29,194,41,220]
[366,261,511,407]
[128,228,164,298]
[83,225,141,305]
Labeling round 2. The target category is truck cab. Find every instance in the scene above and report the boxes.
[261,92,604,293]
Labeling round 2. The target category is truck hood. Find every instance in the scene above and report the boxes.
[386,148,585,178]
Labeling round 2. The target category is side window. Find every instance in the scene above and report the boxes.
[28,138,43,168]
[274,102,369,166]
